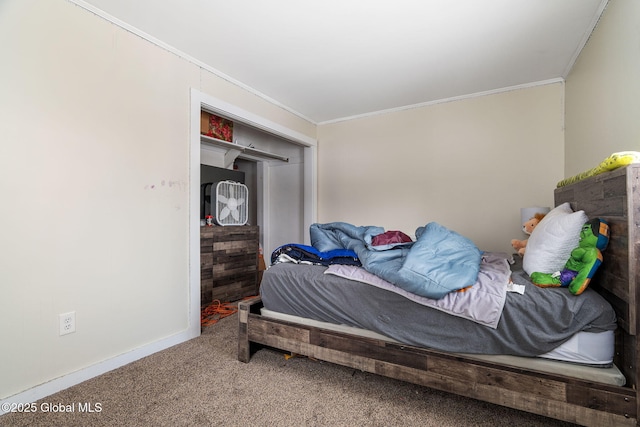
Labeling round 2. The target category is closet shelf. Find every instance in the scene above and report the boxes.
[200,135,289,162]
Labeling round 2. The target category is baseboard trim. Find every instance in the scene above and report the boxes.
[0,328,197,416]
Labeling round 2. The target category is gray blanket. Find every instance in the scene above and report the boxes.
[324,251,511,329]
[260,261,617,356]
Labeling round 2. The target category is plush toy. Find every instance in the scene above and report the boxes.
[530,218,610,295]
[511,213,546,256]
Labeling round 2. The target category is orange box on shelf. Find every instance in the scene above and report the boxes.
[200,111,233,142]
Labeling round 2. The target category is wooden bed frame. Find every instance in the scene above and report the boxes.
[238,164,640,426]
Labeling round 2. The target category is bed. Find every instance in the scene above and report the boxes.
[238,164,640,426]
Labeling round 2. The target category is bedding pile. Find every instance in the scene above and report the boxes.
[323,251,509,328]
[261,261,617,356]
[262,221,618,356]
[309,221,481,299]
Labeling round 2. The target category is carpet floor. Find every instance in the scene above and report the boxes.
[1,313,576,426]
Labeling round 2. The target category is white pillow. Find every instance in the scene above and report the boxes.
[522,202,588,275]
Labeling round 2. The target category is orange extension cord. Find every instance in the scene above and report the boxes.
[200,300,238,327]
[200,296,258,327]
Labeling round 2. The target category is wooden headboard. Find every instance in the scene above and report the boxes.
[554,164,639,387]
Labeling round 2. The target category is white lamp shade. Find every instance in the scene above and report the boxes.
[520,206,551,226]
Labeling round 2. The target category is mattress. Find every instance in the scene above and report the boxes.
[260,308,625,386]
[260,262,618,358]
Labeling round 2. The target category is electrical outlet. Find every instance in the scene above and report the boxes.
[59,311,76,336]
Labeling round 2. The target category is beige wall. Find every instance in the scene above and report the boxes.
[317,84,565,253]
[564,0,640,174]
[0,0,314,401]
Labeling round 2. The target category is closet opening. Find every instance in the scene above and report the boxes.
[189,88,317,337]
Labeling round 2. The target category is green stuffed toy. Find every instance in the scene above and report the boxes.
[530,218,610,295]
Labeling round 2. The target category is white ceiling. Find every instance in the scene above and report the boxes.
[78,0,608,124]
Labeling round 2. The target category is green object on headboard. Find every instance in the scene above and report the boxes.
[557,151,640,187]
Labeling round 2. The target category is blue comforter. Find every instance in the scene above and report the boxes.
[310,222,481,299]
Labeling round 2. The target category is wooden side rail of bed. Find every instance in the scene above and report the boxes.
[238,296,636,426]
[238,164,640,427]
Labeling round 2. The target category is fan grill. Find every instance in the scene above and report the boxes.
[215,181,248,226]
